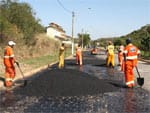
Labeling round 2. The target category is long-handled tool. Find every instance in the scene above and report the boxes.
[16,62,27,87]
[135,66,144,87]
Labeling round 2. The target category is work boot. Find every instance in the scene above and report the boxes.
[127,84,134,88]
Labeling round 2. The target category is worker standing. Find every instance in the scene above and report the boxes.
[123,38,140,88]
[118,44,124,71]
[4,41,18,88]
[106,41,115,67]
[58,43,65,69]
[76,44,83,66]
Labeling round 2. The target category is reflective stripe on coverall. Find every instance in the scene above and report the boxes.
[76,47,82,65]
[4,46,16,87]
[58,46,65,69]
[107,45,115,67]
[124,44,140,88]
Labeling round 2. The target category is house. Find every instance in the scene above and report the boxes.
[46,22,71,41]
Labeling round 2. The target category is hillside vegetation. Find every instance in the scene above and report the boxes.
[0,0,64,77]
[95,25,150,59]
[0,0,149,60]
[0,0,61,59]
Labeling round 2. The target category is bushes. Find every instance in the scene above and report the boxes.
[0,0,45,46]
[13,34,61,60]
[141,51,150,60]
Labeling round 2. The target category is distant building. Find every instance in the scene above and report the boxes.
[46,22,71,41]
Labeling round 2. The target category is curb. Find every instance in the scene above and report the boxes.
[0,55,73,90]
[0,61,58,90]
[139,58,150,63]
[1,55,148,90]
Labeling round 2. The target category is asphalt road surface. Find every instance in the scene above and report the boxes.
[0,51,149,113]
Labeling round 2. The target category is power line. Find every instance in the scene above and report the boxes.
[57,0,72,14]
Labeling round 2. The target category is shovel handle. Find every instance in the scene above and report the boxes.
[135,66,141,78]
[17,64,25,79]
[15,61,20,67]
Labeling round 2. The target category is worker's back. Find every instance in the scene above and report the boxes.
[107,45,114,55]
[76,46,82,55]
[4,46,15,67]
[59,46,65,56]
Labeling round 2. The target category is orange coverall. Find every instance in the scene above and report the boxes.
[118,45,124,71]
[4,46,16,87]
[76,46,82,65]
[124,43,140,88]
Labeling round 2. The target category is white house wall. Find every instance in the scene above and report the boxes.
[46,27,56,38]
[46,27,65,39]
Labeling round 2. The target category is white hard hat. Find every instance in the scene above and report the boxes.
[8,41,16,46]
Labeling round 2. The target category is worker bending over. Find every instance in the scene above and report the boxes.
[4,41,18,88]
[106,41,115,67]
[123,38,140,88]
[58,43,65,69]
[76,44,83,66]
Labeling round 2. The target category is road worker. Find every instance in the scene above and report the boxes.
[106,41,115,67]
[123,38,140,88]
[58,43,65,69]
[118,44,124,71]
[76,44,83,66]
[4,41,18,88]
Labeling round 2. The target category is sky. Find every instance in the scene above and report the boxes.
[19,0,150,40]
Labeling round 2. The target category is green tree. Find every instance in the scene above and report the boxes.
[78,33,91,48]
[141,37,150,51]
[113,38,125,46]
[0,0,45,45]
[7,2,44,43]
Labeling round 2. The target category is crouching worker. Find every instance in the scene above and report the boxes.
[4,41,18,88]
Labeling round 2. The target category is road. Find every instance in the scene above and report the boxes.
[0,50,149,113]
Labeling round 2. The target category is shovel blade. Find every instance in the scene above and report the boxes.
[137,77,144,86]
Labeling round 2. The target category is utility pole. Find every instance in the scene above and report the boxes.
[82,29,84,48]
[71,11,75,55]
[56,0,75,55]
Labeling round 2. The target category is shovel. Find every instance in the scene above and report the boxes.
[16,62,28,87]
[135,66,144,87]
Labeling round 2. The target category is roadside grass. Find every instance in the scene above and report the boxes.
[0,35,72,81]
[141,51,150,60]
[0,48,71,79]
[24,48,71,66]
[20,48,72,69]
[22,53,58,69]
